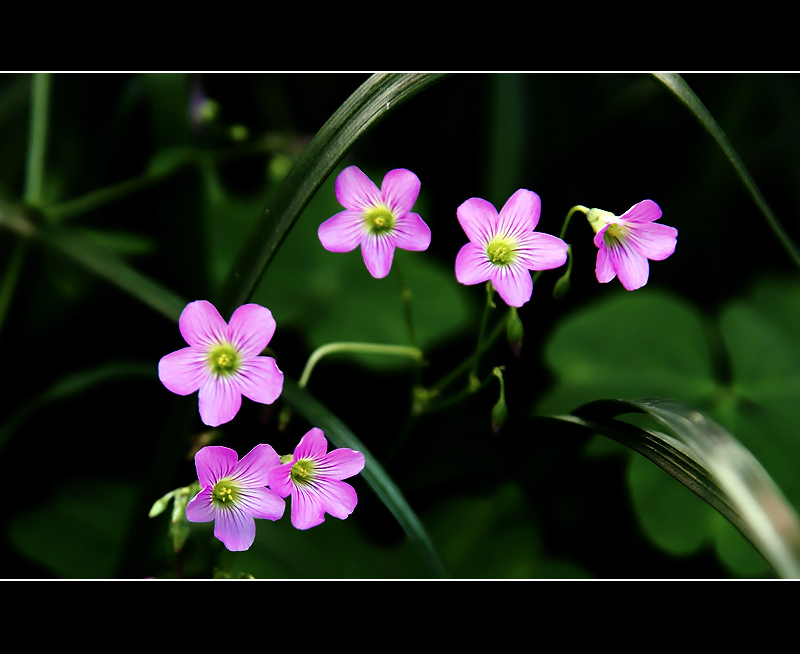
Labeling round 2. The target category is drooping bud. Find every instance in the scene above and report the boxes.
[506,307,524,358]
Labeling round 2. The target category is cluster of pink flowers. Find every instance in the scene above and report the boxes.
[319,165,677,303]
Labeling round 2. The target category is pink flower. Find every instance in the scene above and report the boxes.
[186,444,285,551]
[588,200,677,291]
[455,189,568,307]
[318,165,431,278]
[268,427,366,530]
[158,300,284,427]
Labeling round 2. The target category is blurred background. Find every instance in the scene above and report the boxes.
[2,72,800,578]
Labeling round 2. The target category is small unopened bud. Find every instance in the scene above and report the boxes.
[506,307,524,358]
[491,367,507,432]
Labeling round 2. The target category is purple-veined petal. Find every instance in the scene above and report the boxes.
[457,197,498,245]
[498,188,541,236]
[290,484,327,530]
[515,232,568,271]
[392,212,431,252]
[198,377,242,427]
[237,486,285,521]
[381,168,421,216]
[318,447,366,480]
[214,506,257,551]
[295,477,359,526]
[158,347,209,396]
[361,234,395,279]
[267,461,294,498]
[620,199,662,224]
[227,304,276,357]
[319,210,366,253]
[234,357,284,406]
[491,264,533,308]
[612,241,650,290]
[179,300,229,348]
[595,240,617,284]
[455,242,494,285]
[232,443,281,487]
[335,166,382,211]
[627,221,678,261]
[194,446,240,489]
[294,427,328,460]
[185,487,216,523]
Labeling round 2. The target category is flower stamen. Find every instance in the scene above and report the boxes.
[208,343,240,376]
[290,459,316,486]
[364,206,395,235]
[212,480,238,507]
[486,238,517,266]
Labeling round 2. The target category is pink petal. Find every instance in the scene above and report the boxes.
[290,485,327,530]
[294,427,328,460]
[516,232,568,271]
[289,478,358,530]
[612,242,650,290]
[335,166,382,211]
[227,304,276,357]
[627,221,678,261]
[392,212,431,252]
[455,242,494,285]
[491,265,533,308]
[214,506,256,551]
[381,168,421,215]
[620,199,662,224]
[318,448,365,480]
[198,377,242,427]
[237,486,285,522]
[185,487,216,523]
[158,347,209,396]
[318,210,365,253]
[179,300,228,348]
[361,234,395,278]
[233,443,281,487]
[194,446,240,489]
[498,189,541,235]
[267,461,294,498]
[595,241,617,284]
[234,357,284,406]
[457,197,498,245]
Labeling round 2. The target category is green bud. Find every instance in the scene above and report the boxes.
[506,307,524,358]
[491,397,508,433]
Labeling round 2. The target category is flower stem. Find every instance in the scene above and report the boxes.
[468,282,495,391]
[393,259,418,350]
[298,341,424,390]
[532,205,587,286]
[24,73,51,207]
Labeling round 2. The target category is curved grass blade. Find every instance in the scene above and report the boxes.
[548,397,800,578]
[218,73,450,317]
[281,378,451,578]
[650,73,800,270]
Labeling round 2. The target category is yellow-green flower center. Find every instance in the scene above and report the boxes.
[208,343,240,376]
[603,222,626,245]
[486,238,517,266]
[291,459,317,486]
[364,206,395,235]
[212,480,239,507]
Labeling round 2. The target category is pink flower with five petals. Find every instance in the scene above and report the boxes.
[158,300,284,427]
[318,165,431,278]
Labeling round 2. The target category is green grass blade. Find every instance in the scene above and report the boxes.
[281,379,451,578]
[549,397,800,578]
[650,73,800,270]
[217,73,450,316]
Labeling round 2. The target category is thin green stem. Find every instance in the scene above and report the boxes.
[298,341,423,390]
[532,204,587,286]
[24,73,51,206]
[468,282,495,391]
[393,260,418,350]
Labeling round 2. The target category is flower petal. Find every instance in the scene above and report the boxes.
[294,427,328,460]
[158,347,208,396]
[498,188,541,236]
[318,448,366,480]
[455,242,494,286]
[335,165,382,211]
[291,478,359,530]
[361,234,395,278]
[620,199,662,224]
[179,300,228,348]
[237,486,285,521]
[515,232,569,271]
[392,212,431,252]
[381,168,421,216]
[233,443,281,487]
[318,210,365,253]
[234,357,283,406]
[227,304,276,357]
[491,264,533,308]
[198,377,242,427]
[595,241,617,284]
[194,446,240,489]
[290,484,327,530]
[613,242,650,290]
[185,487,216,523]
[214,506,256,551]
[267,461,294,498]
[627,221,678,261]
[457,197,498,245]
